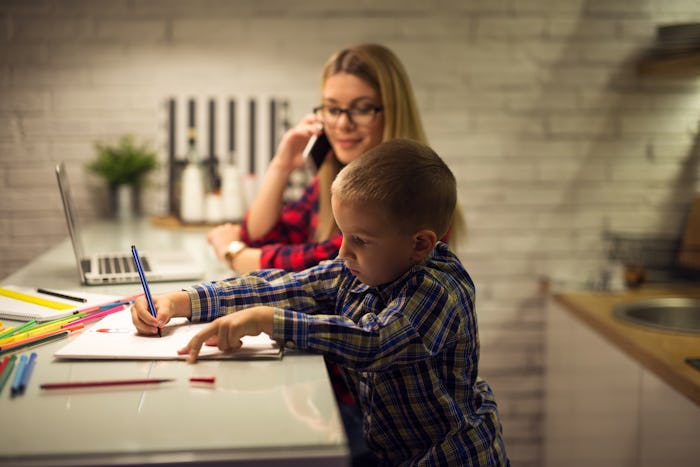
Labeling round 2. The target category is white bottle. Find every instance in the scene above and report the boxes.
[180,128,205,223]
[220,150,245,221]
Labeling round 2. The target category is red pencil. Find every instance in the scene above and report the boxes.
[40,378,175,390]
[189,376,216,384]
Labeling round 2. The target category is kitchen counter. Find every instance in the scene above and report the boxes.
[554,286,700,406]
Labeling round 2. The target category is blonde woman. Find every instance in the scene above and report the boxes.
[208,44,430,273]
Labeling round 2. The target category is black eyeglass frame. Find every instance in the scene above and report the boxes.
[313,105,384,125]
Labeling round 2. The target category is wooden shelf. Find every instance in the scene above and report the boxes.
[638,49,700,76]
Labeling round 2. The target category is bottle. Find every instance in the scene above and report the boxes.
[179,126,205,223]
[220,150,244,221]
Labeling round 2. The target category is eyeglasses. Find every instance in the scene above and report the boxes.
[313,105,383,127]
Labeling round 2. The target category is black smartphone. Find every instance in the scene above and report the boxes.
[302,131,332,173]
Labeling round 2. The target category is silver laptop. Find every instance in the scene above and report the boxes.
[55,162,204,285]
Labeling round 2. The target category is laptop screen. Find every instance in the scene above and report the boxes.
[55,162,89,283]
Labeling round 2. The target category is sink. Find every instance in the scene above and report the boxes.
[613,297,700,333]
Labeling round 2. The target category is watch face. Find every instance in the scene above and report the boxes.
[229,241,245,253]
[226,241,246,260]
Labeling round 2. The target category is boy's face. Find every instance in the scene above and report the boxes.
[332,197,416,287]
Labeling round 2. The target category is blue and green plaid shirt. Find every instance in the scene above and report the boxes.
[186,242,508,466]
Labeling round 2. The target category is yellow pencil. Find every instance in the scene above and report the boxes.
[23,314,84,334]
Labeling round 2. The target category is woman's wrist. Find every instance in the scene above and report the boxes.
[225,240,248,270]
[230,247,261,274]
[267,157,295,180]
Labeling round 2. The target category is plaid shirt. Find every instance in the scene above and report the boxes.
[186,242,508,466]
[240,177,343,271]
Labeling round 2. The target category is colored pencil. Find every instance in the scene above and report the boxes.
[0,354,16,393]
[36,288,87,303]
[131,245,160,337]
[0,326,80,356]
[0,287,75,310]
[0,316,81,345]
[40,378,175,390]
[0,321,35,340]
[76,293,142,314]
[62,304,125,328]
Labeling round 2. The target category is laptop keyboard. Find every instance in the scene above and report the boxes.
[98,255,151,274]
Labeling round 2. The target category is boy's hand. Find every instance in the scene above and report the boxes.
[130,291,190,335]
[178,306,274,363]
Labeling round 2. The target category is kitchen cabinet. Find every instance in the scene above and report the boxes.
[545,297,700,467]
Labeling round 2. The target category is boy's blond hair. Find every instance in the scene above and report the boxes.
[331,139,456,239]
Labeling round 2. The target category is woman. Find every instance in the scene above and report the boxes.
[208,43,428,273]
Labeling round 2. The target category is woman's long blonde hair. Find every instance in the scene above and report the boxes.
[315,44,464,246]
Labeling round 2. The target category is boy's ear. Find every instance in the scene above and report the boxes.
[411,229,438,261]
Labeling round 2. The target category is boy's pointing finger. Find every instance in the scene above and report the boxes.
[178,325,216,363]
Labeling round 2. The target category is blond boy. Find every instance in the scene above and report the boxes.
[132,139,508,466]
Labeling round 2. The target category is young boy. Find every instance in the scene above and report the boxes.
[131,139,509,466]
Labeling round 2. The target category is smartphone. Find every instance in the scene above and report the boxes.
[302,131,331,173]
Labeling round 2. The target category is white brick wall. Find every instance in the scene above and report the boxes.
[2,1,700,465]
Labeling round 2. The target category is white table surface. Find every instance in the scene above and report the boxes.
[0,218,348,466]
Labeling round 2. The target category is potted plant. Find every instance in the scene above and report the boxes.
[87,135,158,219]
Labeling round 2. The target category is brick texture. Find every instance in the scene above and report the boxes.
[1,1,699,465]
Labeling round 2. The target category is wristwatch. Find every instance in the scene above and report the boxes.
[224,240,247,267]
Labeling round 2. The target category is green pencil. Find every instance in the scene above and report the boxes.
[0,354,17,393]
[0,320,36,339]
[0,326,19,340]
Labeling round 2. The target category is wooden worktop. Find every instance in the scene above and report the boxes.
[554,286,700,406]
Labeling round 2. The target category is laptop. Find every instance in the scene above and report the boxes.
[55,162,204,285]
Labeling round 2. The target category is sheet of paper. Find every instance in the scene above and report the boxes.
[54,309,281,360]
[0,285,120,322]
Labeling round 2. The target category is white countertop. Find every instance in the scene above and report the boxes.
[0,218,349,466]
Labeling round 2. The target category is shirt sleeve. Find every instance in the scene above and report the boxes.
[184,259,346,323]
[259,233,342,271]
[274,271,467,372]
[239,178,342,271]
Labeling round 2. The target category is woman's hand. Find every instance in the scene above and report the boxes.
[207,222,241,262]
[178,306,274,363]
[245,113,323,240]
[130,291,191,335]
[270,113,323,173]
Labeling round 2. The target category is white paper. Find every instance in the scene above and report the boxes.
[54,309,281,360]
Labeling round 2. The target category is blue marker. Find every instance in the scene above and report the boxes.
[131,245,161,337]
[10,354,28,396]
[18,352,37,395]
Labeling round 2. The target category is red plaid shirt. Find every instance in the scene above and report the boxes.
[240,177,343,271]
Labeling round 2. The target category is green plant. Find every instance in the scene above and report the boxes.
[88,135,158,187]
